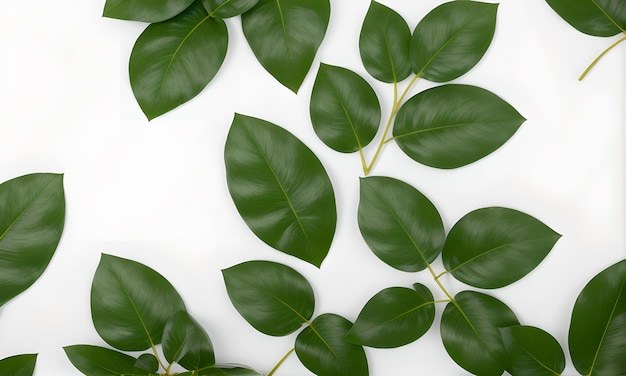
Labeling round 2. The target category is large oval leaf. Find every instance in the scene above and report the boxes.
[103,0,194,22]
[224,114,336,267]
[295,314,368,376]
[163,311,215,370]
[222,261,315,336]
[0,354,36,376]
[393,84,525,169]
[129,2,228,120]
[441,291,519,376]
[201,0,259,18]
[310,63,381,153]
[0,173,65,308]
[443,207,561,289]
[64,345,146,376]
[500,325,566,376]
[358,176,445,272]
[91,254,186,351]
[359,1,411,83]
[241,0,330,92]
[569,259,626,376]
[546,0,626,37]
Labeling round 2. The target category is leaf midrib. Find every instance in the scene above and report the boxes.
[394,118,516,141]
[591,0,625,32]
[112,271,156,349]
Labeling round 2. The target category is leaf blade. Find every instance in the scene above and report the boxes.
[201,0,259,18]
[103,0,195,22]
[500,325,566,376]
[0,354,37,376]
[546,0,626,37]
[162,311,215,370]
[64,345,145,376]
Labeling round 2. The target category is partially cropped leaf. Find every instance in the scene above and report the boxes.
[163,311,215,370]
[103,0,194,22]
[393,84,525,169]
[310,64,381,153]
[222,261,315,336]
[346,283,435,348]
[441,291,519,376]
[129,2,228,120]
[0,354,36,376]
[224,114,336,267]
[64,345,146,376]
[546,0,626,36]
[197,366,263,375]
[569,259,626,376]
[134,354,159,373]
[410,1,498,82]
[201,0,259,18]
[241,0,330,92]
[91,254,186,351]
[500,325,566,376]
[359,1,411,83]
[443,207,561,289]
[358,176,445,272]
[0,173,64,308]
[296,314,368,376]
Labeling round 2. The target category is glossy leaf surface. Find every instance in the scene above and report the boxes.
[569,259,626,376]
[441,291,519,376]
[393,84,525,169]
[241,0,330,92]
[224,114,336,267]
[310,64,381,153]
[163,311,215,370]
[546,0,626,36]
[359,1,411,83]
[0,173,65,308]
[443,207,561,289]
[64,345,145,376]
[202,0,259,18]
[296,314,368,376]
[222,260,314,336]
[91,254,186,351]
[346,283,435,348]
[358,176,444,272]
[134,354,159,373]
[129,2,228,120]
[410,1,497,82]
[500,325,565,376]
[103,0,194,22]
[0,354,36,376]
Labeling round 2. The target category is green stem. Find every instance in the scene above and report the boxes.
[267,348,295,376]
[579,34,626,81]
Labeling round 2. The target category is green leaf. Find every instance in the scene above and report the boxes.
[295,314,368,376]
[91,254,186,351]
[345,283,435,348]
[103,0,195,22]
[222,260,315,336]
[64,345,146,376]
[359,1,411,83]
[162,310,215,370]
[201,0,259,18]
[500,325,566,376]
[441,291,519,376]
[241,0,330,92]
[358,176,445,272]
[0,354,36,376]
[545,0,626,37]
[129,2,228,120]
[0,173,65,308]
[443,207,561,289]
[569,259,626,376]
[310,64,381,153]
[224,114,336,267]
[134,354,159,373]
[393,84,525,169]
[197,366,263,375]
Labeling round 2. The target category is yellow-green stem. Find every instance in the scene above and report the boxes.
[267,348,295,376]
[579,34,626,81]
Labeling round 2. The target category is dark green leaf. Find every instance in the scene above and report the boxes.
[0,173,65,308]
[197,365,263,375]
[546,0,626,37]
[359,1,411,83]
[162,310,215,370]
[346,283,435,348]
[500,325,566,376]
[103,0,194,22]
[224,114,336,267]
[0,354,36,376]
[129,2,228,120]
[134,354,159,373]
[410,1,498,82]
[441,291,519,376]
[358,176,445,272]
[241,0,330,92]
[393,84,525,169]
[64,345,147,376]
[201,0,259,18]
[310,63,381,153]
[91,254,186,351]
[222,260,315,336]
[569,259,626,376]
[295,314,368,376]
[443,207,561,289]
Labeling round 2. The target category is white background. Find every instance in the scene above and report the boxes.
[0,0,625,375]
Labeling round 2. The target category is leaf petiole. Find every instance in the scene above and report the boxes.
[579,34,626,81]
[268,348,295,376]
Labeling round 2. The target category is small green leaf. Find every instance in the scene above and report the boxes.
[569,259,626,376]
[410,1,498,82]
[222,260,315,336]
[134,353,159,373]
[393,84,525,169]
[295,314,368,376]
[103,0,194,22]
[346,284,435,348]
[310,63,381,153]
[197,366,263,375]
[359,1,411,83]
[129,2,228,120]
[441,291,519,376]
[358,176,445,272]
[546,0,626,37]
[162,310,215,370]
[0,354,36,376]
[443,207,561,289]
[241,0,330,92]
[64,345,146,376]
[91,254,186,351]
[500,325,566,376]
[201,0,259,18]
[0,173,65,308]
[224,114,336,267]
